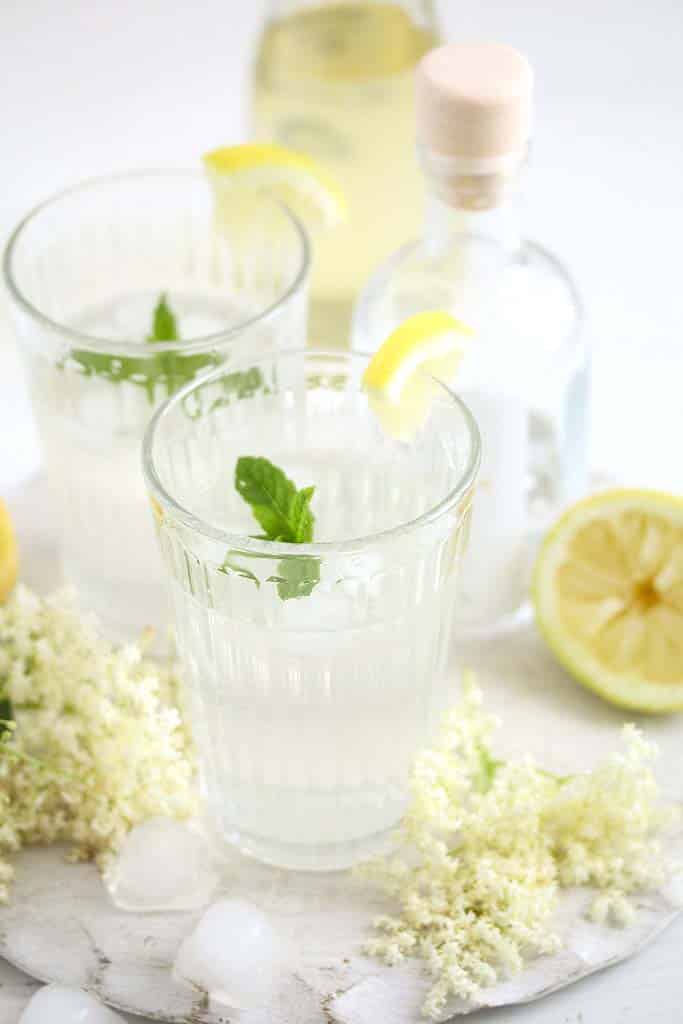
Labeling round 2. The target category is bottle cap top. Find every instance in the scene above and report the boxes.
[416,43,533,160]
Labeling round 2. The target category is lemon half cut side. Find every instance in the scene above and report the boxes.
[534,489,683,712]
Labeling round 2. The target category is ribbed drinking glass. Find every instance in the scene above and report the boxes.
[3,171,310,642]
[143,347,480,870]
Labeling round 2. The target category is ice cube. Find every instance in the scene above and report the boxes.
[19,984,125,1023]
[105,817,219,912]
[174,899,286,1010]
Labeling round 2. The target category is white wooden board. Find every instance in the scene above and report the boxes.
[0,837,680,1024]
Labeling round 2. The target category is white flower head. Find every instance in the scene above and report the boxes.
[0,586,198,891]
[361,674,673,1018]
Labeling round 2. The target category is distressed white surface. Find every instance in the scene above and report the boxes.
[0,827,680,1024]
[0,962,40,1024]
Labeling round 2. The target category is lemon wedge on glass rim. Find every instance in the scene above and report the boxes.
[534,489,683,712]
[203,143,347,231]
[361,310,474,439]
[0,499,18,603]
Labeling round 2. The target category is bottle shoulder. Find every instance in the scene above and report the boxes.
[353,234,583,362]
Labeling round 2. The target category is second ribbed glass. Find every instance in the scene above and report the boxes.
[143,348,480,870]
[3,171,309,642]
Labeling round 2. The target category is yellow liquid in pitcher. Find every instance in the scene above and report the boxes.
[252,3,436,347]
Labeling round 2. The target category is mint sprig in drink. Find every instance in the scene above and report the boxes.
[230,455,320,600]
[66,294,220,402]
[4,171,309,642]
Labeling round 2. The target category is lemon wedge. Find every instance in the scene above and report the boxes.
[0,500,18,603]
[362,311,473,439]
[534,489,683,712]
[203,143,347,231]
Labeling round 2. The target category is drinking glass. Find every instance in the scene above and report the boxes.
[3,171,310,642]
[143,347,480,870]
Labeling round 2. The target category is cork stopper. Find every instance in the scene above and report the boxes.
[416,42,533,160]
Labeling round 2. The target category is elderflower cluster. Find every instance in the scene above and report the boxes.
[0,586,198,901]
[361,677,675,1019]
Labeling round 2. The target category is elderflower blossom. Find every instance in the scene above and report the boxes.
[0,586,198,901]
[361,675,676,1019]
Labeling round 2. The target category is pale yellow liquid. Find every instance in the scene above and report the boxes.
[252,2,437,347]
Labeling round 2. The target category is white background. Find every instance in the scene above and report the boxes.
[1,1,682,1021]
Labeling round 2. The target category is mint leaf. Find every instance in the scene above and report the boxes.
[66,347,219,403]
[270,556,320,601]
[63,292,219,403]
[147,293,179,343]
[289,486,315,544]
[233,456,319,600]
[234,457,315,544]
[213,368,264,404]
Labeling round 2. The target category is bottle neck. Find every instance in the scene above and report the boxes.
[420,146,525,253]
[423,191,522,253]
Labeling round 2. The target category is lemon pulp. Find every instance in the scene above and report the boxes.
[534,489,683,712]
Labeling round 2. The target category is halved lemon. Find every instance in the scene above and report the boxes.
[203,143,346,231]
[0,500,18,603]
[534,489,683,712]
[362,310,473,439]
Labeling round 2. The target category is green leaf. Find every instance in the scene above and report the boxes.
[212,368,265,407]
[65,347,219,403]
[62,293,220,404]
[270,556,320,601]
[0,696,14,738]
[250,505,287,541]
[476,745,502,793]
[147,293,179,343]
[234,457,316,544]
[233,456,320,600]
[182,367,265,420]
[289,486,315,543]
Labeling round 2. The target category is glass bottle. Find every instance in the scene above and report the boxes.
[251,0,439,348]
[353,43,589,632]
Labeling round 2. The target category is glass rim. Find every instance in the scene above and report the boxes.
[2,168,311,358]
[142,347,482,558]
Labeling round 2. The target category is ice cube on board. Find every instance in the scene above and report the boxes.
[174,899,286,1009]
[105,817,219,912]
[19,984,125,1022]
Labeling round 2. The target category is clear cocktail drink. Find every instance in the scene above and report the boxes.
[4,171,309,642]
[144,348,480,869]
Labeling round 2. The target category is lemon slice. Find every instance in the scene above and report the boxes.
[362,311,473,439]
[534,489,683,712]
[203,143,346,231]
[0,500,18,603]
